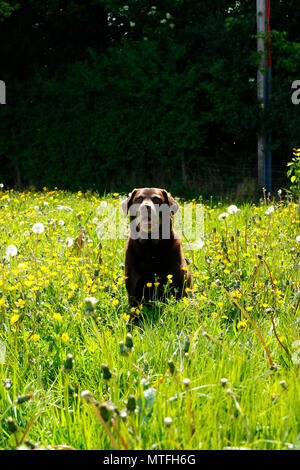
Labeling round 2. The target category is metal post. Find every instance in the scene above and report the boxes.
[265,0,272,193]
[256,0,266,190]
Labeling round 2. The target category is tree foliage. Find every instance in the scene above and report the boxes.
[0,0,299,195]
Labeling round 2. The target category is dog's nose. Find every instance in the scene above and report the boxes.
[140,203,152,217]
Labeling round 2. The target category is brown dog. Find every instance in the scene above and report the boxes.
[122,188,192,306]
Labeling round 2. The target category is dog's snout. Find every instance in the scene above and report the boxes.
[140,201,155,218]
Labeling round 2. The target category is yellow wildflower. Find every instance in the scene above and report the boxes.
[61,332,69,342]
[10,314,20,325]
[15,298,25,308]
[32,334,40,342]
[237,321,247,330]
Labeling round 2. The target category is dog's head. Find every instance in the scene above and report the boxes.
[122,188,179,240]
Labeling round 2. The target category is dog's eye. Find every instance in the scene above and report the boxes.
[134,196,144,203]
[152,197,162,204]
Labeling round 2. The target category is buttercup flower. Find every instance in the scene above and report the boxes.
[61,332,69,342]
[237,321,247,330]
[32,334,40,342]
[10,314,20,325]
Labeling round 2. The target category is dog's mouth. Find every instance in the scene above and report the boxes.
[140,216,154,232]
[139,213,159,233]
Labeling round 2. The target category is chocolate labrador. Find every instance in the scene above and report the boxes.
[122,188,192,306]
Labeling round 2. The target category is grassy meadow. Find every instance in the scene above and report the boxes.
[0,188,300,450]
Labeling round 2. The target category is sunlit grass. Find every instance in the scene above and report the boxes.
[0,187,299,450]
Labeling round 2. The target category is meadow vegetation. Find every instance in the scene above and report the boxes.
[0,187,299,450]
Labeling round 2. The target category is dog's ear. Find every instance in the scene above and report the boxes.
[161,190,179,214]
[122,189,138,216]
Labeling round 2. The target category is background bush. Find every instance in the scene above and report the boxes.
[0,0,300,197]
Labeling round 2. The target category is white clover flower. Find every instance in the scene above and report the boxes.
[218,212,229,221]
[34,206,39,211]
[227,205,240,214]
[56,205,73,212]
[84,296,98,306]
[0,183,4,189]
[100,201,108,208]
[164,417,172,426]
[192,239,204,250]
[65,237,74,247]
[43,201,49,206]
[92,217,99,224]
[5,245,18,257]
[265,206,274,215]
[296,235,300,243]
[24,230,30,237]
[58,220,65,226]
[84,297,98,315]
[32,222,45,234]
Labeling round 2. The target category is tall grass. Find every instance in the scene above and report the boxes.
[0,188,299,450]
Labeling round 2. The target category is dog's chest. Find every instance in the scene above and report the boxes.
[137,250,168,276]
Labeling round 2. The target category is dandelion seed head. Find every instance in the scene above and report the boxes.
[265,206,274,215]
[32,222,44,234]
[219,212,229,220]
[227,205,240,214]
[5,245,17,257]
